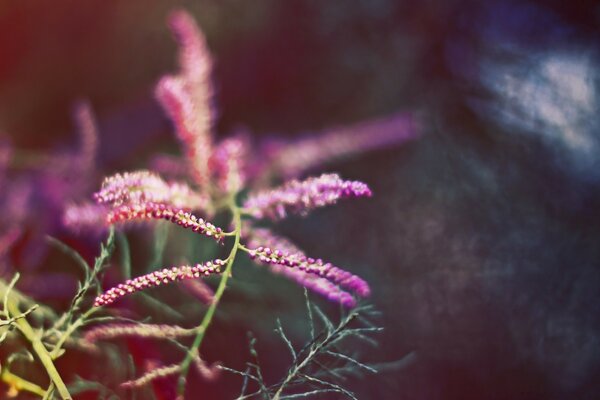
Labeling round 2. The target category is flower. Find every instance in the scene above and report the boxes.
[84,9,419,311]
[209,135,249,194]
[258,112,418,179]
[243,173,372,220]
[106,202,224,241]
[154,10,216,189]
[94,259,225,307]
[84,323,194,342]
[94,170,205,210]
[62,202,108,234]
[246,227,361,307]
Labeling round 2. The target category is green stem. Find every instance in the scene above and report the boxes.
[176,200,242,397]
[50,307,97,359]
[1,368,46,397]
[8,301,72,399]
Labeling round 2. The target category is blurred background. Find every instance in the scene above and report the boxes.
[1,0,600,399]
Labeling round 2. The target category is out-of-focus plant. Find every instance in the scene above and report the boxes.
[0,8,417,399]
[219,290,383,400]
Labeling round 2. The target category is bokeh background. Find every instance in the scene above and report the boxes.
[1,0,600,399]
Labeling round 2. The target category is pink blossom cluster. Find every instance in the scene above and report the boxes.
[106,202,223,241]
[94,259,225,307]
[247,245,370,307]
[95,170,205,210]
[260,113,418,179]
[243,173,372,220]
[246,228,365,307]
[79,9,419,310]
[209,136,249,193]
[84,323,193,343]
[154,10,215,190]
[63,202,107,234]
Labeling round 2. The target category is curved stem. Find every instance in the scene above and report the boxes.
[7,301,72,399]
[50,307,98,359]
[176,199,242,397]
[1,368,46,397]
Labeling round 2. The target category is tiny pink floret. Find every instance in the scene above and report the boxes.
[94,259,226,307]
[243,173,372,220]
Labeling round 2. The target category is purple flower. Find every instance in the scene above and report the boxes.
[72,100,99,177]
[94,170,205,210]
[246,227,361,307]
[94,259,225,307]
[181,279,215,305]
[84,323,193,342]
[62,202,109,234]
[154,9,216,189]
[243,173,372,220]
[258,112,419,179]
[209,135,249,194]
[106,202,224,241]
[244,226,370,307]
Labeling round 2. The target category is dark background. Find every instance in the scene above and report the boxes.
[1,1,600,399]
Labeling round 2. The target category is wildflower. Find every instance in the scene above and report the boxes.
[121,363,181,389]
[72,100,98,176]
[209,135,249,194]
[247,245,370,302]
[84,323,194,342]
[181,279,215,304]
[94,170,205,210]
[62,202,109,234]
[243,173,372,220]
[246,227,359,307]
[155,10,215,189]
[94,259,225,307]
[120,357,219,388]
[259,112,418,179]
[150,153,189,180]
[106,202,224,241]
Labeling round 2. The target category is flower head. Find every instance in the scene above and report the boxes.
[62,202,108,234]
[155,9,215,189]
[94,259,225,307]
[246,228,362,307]
[94,170,204,210]
[209,135,249,194]
[259,113,418,179]
[106,202,224,241]
[243,173,372,220]
[84,323,194,343]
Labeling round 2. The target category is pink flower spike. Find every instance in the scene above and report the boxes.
[156,76,213,188]
[72,100,99,174]
[247,246,370,300]
[245,228,369,307]
[182,279,215,304]
[149,154,188,180]
[106,202,224,241]
[168,10,214,90]
[84,323,194,343]
[94,259,225,307]
[94,170,206,210]
[209,135,249,194]
[243,173,372,220]
[260,112,419,179]
[155,9,215,188]
[63,202,108,234]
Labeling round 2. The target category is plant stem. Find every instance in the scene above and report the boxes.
[8,301,72,399]
[272,310,359,400]
[0,368,46,397]
[176,200,242,397]
[50,307,97,359]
